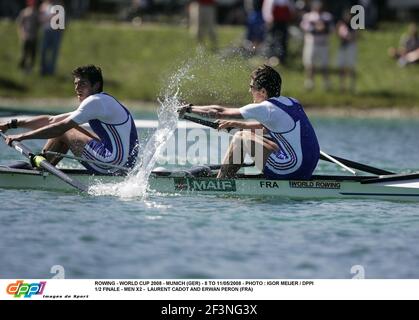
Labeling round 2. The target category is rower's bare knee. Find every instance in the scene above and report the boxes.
[60,129,92,156]
[231,131,245,144]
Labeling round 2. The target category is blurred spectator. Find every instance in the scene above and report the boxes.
[69,0,89,19]
[120,0,153,22]
[40,0,64,76]
[0,0,22,18]
[263,0,295,64]
[294,0,310,19]
[359,0,378,30]
[218,0,246,25]
[336,9,357,93]
[300,0,333,90]
[244,0,266,54]
[388,23,419,67]
[16,0,40,74]
[189,0,218,50]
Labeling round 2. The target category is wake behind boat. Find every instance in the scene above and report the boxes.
[1,164,419,201]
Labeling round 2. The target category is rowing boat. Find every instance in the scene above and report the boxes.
[1,166,419,201]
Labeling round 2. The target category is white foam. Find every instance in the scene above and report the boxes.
[90,62,194,199]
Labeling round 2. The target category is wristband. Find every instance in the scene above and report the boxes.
[7,119,18,129]
[186,104,193,113]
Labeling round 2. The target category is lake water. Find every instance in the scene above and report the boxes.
[1,116,419,279]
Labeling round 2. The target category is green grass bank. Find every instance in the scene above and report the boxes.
[0,19,418,112]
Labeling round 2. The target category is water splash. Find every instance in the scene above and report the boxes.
[89,62,193,199]
[89,47,248,198]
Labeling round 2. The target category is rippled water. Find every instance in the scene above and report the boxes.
[1,116,419,278]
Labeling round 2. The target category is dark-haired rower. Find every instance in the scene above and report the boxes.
[0,65,138,174]
[178,65,319,179]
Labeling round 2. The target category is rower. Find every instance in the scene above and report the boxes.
[178,65,320,180]
[0,65,139,174]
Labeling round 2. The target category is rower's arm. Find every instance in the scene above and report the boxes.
[190,105,243,119]
[17,118,79,141]
[15,113,73,130]
[218,120,264,130]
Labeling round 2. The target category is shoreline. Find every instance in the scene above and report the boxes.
[1,97,419,119]
[307,106,419,119]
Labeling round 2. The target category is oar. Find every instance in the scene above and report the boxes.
[207,162,255,170]
[320,150,356,175]
[48,149,254,172]
[182,114,220,130]
[0,131,89,193]
[318,153,393,175]
[180,113,393,176]
[45,151,130,172]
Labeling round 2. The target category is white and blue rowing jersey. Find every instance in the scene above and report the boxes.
[68,93,139,174]
[240,96,319,179]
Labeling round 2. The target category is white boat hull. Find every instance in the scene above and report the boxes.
[149,175,419,201]
[1,167,419,201]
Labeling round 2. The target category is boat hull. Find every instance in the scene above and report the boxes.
[1,167,419,201]
[0,167,125,192]
[148,175,419,201]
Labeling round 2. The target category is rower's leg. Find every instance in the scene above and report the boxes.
[42,127,98,165]
[217,131,244,178]
[304,66,314,90]
[218,131,279,179]
[322,67,330,90]
[245,133,279,171]
[43,139,69,165]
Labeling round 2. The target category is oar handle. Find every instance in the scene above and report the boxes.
[1,131,47,169]
[0,131,35,161]
[182,114,234,132]
[182,114,219,129]
[0,131,89,193]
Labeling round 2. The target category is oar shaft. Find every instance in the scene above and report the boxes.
[320,150,357,175]
[319,153,393,175]
[0,131,88,193]
[208,162,255,170]
[182,114,219,129]
[45,151,129,171]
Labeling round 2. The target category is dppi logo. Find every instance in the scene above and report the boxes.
[6,280,46,298]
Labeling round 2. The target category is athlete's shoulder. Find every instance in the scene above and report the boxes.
[77,94,106,112]
[83,93,103,104]
[269,96,301,106]
[98,92,125,105]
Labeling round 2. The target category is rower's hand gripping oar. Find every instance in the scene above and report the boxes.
[0,131,89,193]
[178,108,254,168]
[178,105,234,132]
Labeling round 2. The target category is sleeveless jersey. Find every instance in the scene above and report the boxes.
[69,93,138,174]
[264,97,319,179]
